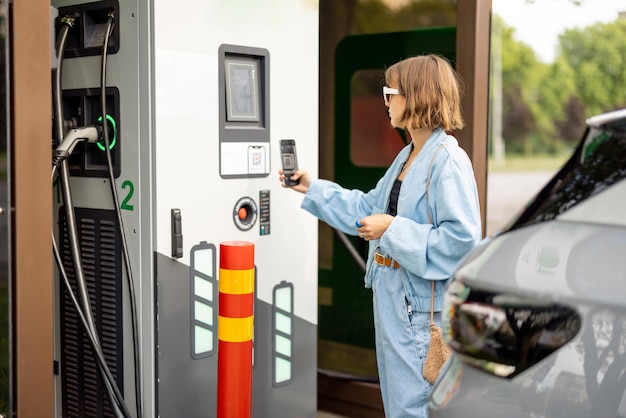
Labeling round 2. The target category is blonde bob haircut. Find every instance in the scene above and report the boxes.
[384,54,465,131]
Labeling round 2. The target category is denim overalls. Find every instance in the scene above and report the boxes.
[302,128,482,417]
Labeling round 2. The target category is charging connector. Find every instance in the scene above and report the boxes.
[53,124,102,166]
[53,114,117,166]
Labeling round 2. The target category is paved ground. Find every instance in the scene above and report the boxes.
[485,170,555,236]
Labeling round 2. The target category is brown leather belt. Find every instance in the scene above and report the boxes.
[374,252,400,269]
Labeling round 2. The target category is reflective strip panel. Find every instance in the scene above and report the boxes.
[272,281,293,387]
[194,325,214,354]
[191,242,218,359]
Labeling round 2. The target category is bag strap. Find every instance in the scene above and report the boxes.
[426,143,449,327]
[430,281,435,327]
[426,143,449,225]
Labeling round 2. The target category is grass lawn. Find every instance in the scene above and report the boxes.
[489,154,569,172]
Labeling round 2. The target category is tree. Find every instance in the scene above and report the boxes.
[529,55,579,153]
[558,20,626,116]
[555,95,586,147]
[502,84,535,154]
[493,15,549,155]
[494,13,626,156]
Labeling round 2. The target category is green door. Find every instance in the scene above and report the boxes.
[318,27,456,378]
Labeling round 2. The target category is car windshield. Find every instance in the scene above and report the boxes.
[507,115,626,230]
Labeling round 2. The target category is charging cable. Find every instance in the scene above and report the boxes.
[51,166,130,417]
[52,12,129,418]
[52,133,130,418]
[100,11,144,418]
[53,12,78,147]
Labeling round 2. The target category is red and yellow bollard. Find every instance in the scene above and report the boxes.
[217,241,255,418]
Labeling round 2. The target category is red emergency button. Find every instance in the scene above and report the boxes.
[233,196,257,231]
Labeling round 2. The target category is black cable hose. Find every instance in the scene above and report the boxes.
[51,167,132,418]
[56,149,127,418]
[57,161,97,339]
[55,16,98,352]
[100,12,143,418]
[53,16,128,418]
[57,162,127,418]
[53,22,69,146]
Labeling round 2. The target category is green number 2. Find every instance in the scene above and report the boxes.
[53,177,135,211]
[121,180,134,211]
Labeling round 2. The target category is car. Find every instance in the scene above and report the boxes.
[429,108,626,418]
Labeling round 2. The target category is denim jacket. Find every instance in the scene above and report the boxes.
[301,128,482,312]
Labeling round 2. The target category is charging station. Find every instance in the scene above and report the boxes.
[50,0,319,416]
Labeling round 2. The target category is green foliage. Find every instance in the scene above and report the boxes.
[555,95,586,145]
[494,15,552,154]
[558,20,626,116]
[494,12,626,157]
[502,84,535,145]
[497,17,542,87]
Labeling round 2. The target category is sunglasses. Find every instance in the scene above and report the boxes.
[383,86,400,105]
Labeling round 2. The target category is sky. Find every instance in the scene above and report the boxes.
[493,0,626,62]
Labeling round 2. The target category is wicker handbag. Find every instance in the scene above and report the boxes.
[422,144,451,385]
[422,281,450,384]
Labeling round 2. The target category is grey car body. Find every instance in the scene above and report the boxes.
[430,109,626,417]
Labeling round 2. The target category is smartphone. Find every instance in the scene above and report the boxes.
[279,139,299,186]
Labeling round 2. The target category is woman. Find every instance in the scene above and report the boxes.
[279,54,482,417]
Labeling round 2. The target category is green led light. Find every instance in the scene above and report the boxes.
[96,114,117,151]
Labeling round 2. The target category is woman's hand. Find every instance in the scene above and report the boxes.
[356,214,394,241]
[278,169,311,194]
